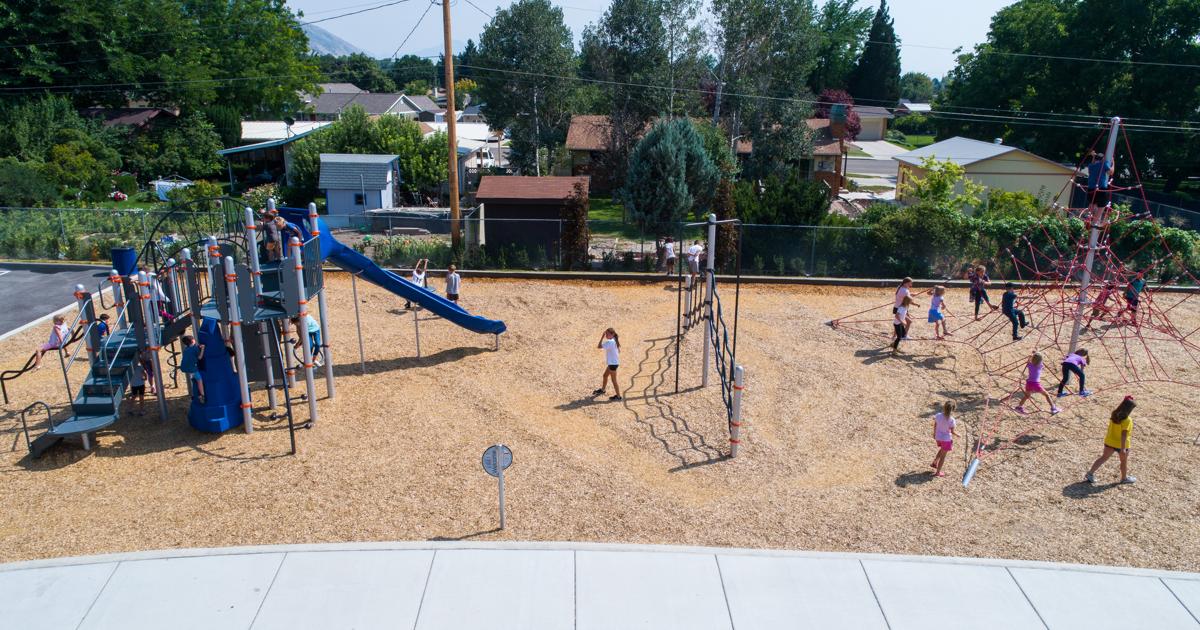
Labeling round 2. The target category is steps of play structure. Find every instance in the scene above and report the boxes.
[46,413,118,437]
[82,374,128,396]
[92,355,134,378]
[72,392,122,416]
[29,432,63,458]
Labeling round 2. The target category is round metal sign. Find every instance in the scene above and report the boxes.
[481,444,513,477]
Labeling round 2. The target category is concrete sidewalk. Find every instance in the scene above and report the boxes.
[2,542,1198,630]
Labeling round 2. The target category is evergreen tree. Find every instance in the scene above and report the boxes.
[620,119,719,234]
[847,0,901,105]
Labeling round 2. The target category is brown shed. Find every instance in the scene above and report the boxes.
[475,176,590,260]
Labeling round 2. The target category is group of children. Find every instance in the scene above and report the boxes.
[928,393,1137,484]
[404,258,463,307]
[660,236,706,283]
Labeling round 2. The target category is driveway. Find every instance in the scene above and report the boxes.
[851,140,909,160]
[846,157,898,178]
[0,263,110,339]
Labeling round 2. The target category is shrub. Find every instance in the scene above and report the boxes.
[242,183,280,213]
[893,113,934,135]
[0,159,58,207]
[621,251,636,271]
[113,174,138,196]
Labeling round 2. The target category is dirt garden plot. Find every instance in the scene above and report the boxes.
[1,277,1197,571]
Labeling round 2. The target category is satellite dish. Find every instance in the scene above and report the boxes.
[284,116,295,127]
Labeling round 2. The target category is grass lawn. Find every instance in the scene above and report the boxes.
[892,134,936,150]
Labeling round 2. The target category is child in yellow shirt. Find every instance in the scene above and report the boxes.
[1085,396,1136,484]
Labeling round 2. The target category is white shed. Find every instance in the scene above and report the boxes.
[318,154,401,228]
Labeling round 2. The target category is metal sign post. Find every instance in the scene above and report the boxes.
[481,444,513,530]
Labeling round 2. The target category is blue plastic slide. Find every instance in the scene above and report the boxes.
[188,317,244,433]
[279,208,507,335]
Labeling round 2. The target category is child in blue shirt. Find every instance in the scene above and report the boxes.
[179,335,206,403]
[1002,282,1028,341]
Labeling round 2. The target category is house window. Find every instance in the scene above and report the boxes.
[354,193,365,206]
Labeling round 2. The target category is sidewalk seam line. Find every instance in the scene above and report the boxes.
[859,560,892,630]
[73,560,120,630]
[714,554,737,630]
[410,548,437,630]
[1005,567,1050,630]
[1160,577,1200,627]
[246,552,287,630]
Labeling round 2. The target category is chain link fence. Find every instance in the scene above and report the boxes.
[2,206,1196,283]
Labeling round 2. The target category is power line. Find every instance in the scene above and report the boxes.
[389,1,436,60]
[462,0,494,20]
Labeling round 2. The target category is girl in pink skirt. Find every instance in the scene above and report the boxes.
[1013,353,1061,415]
[931,400,957,477]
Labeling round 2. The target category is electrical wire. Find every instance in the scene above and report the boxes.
[389,1,436,60]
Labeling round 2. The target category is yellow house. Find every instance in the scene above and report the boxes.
[894,136,1076,206]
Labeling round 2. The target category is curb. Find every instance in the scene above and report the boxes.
[2,541,1198,581]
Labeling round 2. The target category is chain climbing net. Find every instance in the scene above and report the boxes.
[830,122,1200,485]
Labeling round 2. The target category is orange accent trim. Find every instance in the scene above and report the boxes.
[246,225,257,230]
[297,299,307,305]
[230,321,241,327]
[729,439,741,444]
[240,403,252,409]
[149,346,161,351]
[730,421,742,427]
[225,274,237,281]
[733,385,745,390]
[294,265,303,270]
[304,363,314,368]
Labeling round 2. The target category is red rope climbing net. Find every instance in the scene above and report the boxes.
[830,123,1200,482]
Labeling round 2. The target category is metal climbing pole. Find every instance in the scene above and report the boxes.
[291,236,319,426]
[702,213,716,387]
[308,202,335,399]
[1068,116,1121,355]
[244,206,277,411]
[222,256,254,433]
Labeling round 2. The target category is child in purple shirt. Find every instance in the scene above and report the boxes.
[1013,353,1061,415]
[1057,349,1091,398]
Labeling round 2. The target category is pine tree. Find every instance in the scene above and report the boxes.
[847,0,901,106]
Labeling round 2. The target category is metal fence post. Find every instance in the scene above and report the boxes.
[809,227,818,276]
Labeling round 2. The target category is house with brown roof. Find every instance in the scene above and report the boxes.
[80,107,178,131]
[474,176,589,258]
[567,115,847,197]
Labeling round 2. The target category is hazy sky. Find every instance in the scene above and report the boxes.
[290,0,1017,78]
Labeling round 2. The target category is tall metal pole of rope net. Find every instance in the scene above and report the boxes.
[1068,116,1121,355]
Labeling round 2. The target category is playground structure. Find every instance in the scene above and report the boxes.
[675,214,746,457]
[15,198,506,459]
[831,117,1200,484]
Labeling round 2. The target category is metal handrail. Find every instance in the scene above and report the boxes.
[59,321,96,403]
[19,401,53,452]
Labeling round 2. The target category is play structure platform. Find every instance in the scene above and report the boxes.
[2,542,1198,629]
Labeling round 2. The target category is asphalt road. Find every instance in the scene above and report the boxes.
[846,157,897,178]
[0,263,109,339]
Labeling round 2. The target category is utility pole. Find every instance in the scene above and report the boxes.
[442,0,462,250]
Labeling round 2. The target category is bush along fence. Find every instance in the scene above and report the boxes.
[3,206,1199,284]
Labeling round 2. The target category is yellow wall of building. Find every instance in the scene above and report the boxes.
[896,151,1074,206]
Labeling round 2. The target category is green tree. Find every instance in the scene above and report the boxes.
[581,0,669,188]
[124,114,223,180]
[0,96,97,162]
[389,55,438,88]
[847,0,901,105]
[899,157,984,212]
[0,159,59,207]
[285,106,448,203]
[938,0,1200,192]
[711,0,820,165]
[477,0,577,174]
[808,0,873,93]
[620,119,719,233]
[899,71,934,102]
[316,53,397,93]
[0,0,320,116]
[457,39,481,82]
[204,105,242,148]
[560,181,590,269]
